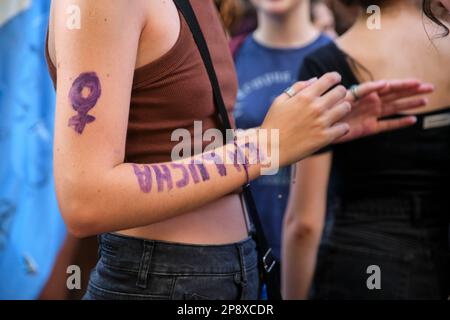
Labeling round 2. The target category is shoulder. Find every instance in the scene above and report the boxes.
[299,41,355,85]
[310,33,333,49]
[51,0,147,30]
[302,41,344,72]
[230,33,252,60]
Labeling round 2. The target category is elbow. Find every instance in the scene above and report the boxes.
[66,210,100,239]
[291,221,321,240]
[56,182,102,238]
[54,161,111,238]
[284,214,323,241]
[60,198,100,238]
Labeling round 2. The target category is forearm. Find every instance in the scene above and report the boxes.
[57,130,264,237]
[282,224,322,299]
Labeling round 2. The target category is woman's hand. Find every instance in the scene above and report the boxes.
[337,79,434,143]
[261,72,352,168]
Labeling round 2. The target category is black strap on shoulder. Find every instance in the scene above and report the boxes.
[173,0,231,136]
[173,0,281,300]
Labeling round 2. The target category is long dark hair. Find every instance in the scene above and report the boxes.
[422,0,449,37]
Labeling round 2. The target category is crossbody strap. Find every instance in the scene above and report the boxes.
[173,0,231,135]
[173,0,281,300]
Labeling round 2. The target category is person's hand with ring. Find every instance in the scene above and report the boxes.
[336,79,434,143]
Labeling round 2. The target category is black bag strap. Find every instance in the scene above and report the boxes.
[173,0,281,300]
[173,0,231,136]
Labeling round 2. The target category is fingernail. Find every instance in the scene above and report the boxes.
[410,116,418,124]
[307,77,318,84]
[345,124,350,133]
[332,72,342,82]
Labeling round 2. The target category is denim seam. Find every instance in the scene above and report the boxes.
[169,276,178,300]
[96,262,258,276]
[237,245,248,299]
[99,262,140,274]
[149,271,243,277]
[136,242,154,289]
[88,281,171,299]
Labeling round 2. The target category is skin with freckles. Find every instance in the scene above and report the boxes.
[68,72,101,134]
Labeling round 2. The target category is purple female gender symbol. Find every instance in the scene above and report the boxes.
[68,72,102,134]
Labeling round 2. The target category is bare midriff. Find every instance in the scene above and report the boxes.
[118,194,248,245]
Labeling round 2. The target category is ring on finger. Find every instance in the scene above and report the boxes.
[284,86,296,98]
[350,84,361,101]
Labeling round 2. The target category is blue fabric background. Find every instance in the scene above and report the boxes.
[0,0,66,299]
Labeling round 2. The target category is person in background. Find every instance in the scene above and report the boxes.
[232,0,333,264]
[327,0,359,35]
[215,0,247,35]
[311,0,338,38]
[283,0,449,300]
[46,0,429,301]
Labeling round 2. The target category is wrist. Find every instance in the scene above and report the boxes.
[233,128,275,181]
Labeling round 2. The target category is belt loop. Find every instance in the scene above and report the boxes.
[136,241,154,289]
[237,244,248,287]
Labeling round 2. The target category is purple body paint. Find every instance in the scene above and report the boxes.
[68,72,101,134]
[188,162,201,184]
[235,142,250,185]
[204,152,227,177]
[243,142,263,164]
[132,164,152,193]
[171,163,190,188]
[195,163,210,182]
[228,142,250,184]
[227,150,242,172]
[152,165,174,192]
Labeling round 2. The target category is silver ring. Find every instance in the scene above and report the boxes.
[350,85,360,101]
[284,86,296,98]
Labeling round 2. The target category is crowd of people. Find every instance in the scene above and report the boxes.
[1,0,449,300]
[230,0,449,300]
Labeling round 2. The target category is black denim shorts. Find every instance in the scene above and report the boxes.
[312,196,450,300]
[83,233,260,300]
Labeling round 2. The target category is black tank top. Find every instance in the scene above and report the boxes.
[299,42,450,207]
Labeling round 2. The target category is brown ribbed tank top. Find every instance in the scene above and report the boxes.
[46,0,238,163]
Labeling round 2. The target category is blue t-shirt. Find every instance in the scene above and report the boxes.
[234,33,331,261]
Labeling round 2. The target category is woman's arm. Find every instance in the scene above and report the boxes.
[52,0,351,238]
[282,153,332,299]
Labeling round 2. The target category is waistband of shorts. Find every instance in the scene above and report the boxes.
[98,232,258,275]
